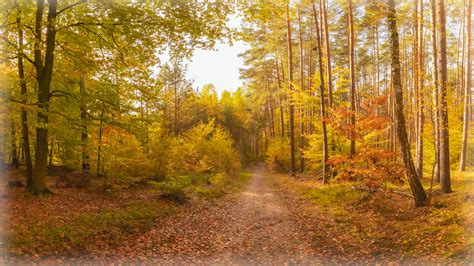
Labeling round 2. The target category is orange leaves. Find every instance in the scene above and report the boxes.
[328,145,405,189]
[329,95,391,142]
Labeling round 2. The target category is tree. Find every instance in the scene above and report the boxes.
[80,75,90,174]
[16,4,33,187]
[415,0,425,179]
[460,0,472,171]
[348,0,356,157]
[430,0,441,182]
[322,0,333,108]
[386,0,428,207]
[287,3,296,176]
[297,7,305,173]
[31,0,58,194]
[436,0,451,193]
[312,0,329,182]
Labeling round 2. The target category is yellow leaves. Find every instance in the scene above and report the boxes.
[167,120,240,177]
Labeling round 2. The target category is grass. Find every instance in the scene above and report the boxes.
[304,183,369,209]
[9,201,176,255]
[270,170,474,261]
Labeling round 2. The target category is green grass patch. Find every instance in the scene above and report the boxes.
[9,201,176,255]
[304,183,369,209]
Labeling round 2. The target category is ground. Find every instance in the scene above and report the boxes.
[2,164,473,264]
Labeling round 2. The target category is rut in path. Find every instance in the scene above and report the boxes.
[117,163,320,263]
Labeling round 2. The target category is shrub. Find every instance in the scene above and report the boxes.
[153,120,240,198]
[99,126,151,188]
[266,138,291,172]
[327,145,405,189]
[167,120,240,176]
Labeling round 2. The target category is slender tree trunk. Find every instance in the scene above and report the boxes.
[348,0,356,157]
[276,57,285,138]
[430,0,441,182]
[31,0,57,194]
[458,9,465,106]
[173,67,179,136]
[416,0,425,178]
[322,0,333,108]
[97,104,104,177]
[436,0,451,193]
[413,0,420,164]
[312,1,329,183]
[269,87,276,138]
[16,7,33,187]
[376,26,380,98]
[386,0,428,207]
[307,34,314,134]
[298,9,305,173]
[48,138,54,167]
[460,0,472,171]
[10,123,18,168]
[287,4,296,176]
[80,75,90,174]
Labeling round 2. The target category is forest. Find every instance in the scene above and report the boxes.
[0,0,473,264]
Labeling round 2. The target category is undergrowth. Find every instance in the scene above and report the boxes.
[270,170,474,261]
[8,201,176,255]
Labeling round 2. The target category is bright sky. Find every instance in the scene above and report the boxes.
[186,40,248,93]
[158,16,248,94]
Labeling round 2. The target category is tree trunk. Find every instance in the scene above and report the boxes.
[48,138,54,168]
[416,0,425,178]
[322,0,333,108]
[276,57,285,138]
[80,75,90,174]
[430,0,441,182]
[386,0,428,207]
[312,0,329,183]
[436,0,451,193]
[287,4,296,176]
[97,104,104,177]
[348,0,356,157]
[413,0,419,168]
[16,7,33,187]
[460,0,472,171]
[31,0,57,194]
[298,9,305,173]
[10,123,19,168]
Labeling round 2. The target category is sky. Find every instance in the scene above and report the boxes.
[158,16,248,94]
[185,40,248,93]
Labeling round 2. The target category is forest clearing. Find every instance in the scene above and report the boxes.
[1,0,473,264]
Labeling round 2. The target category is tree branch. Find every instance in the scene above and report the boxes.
[56,0,87,16]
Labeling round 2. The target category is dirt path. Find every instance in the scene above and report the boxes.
[113,163,320,263]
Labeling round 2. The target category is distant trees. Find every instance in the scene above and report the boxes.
[239,0,466,205]
[1,0,469,203]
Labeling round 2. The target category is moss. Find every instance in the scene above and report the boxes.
[304,183,369,209]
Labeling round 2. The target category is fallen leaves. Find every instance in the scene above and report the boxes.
[3,165,474,264]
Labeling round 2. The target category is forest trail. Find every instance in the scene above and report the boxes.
[115,163,319,263]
